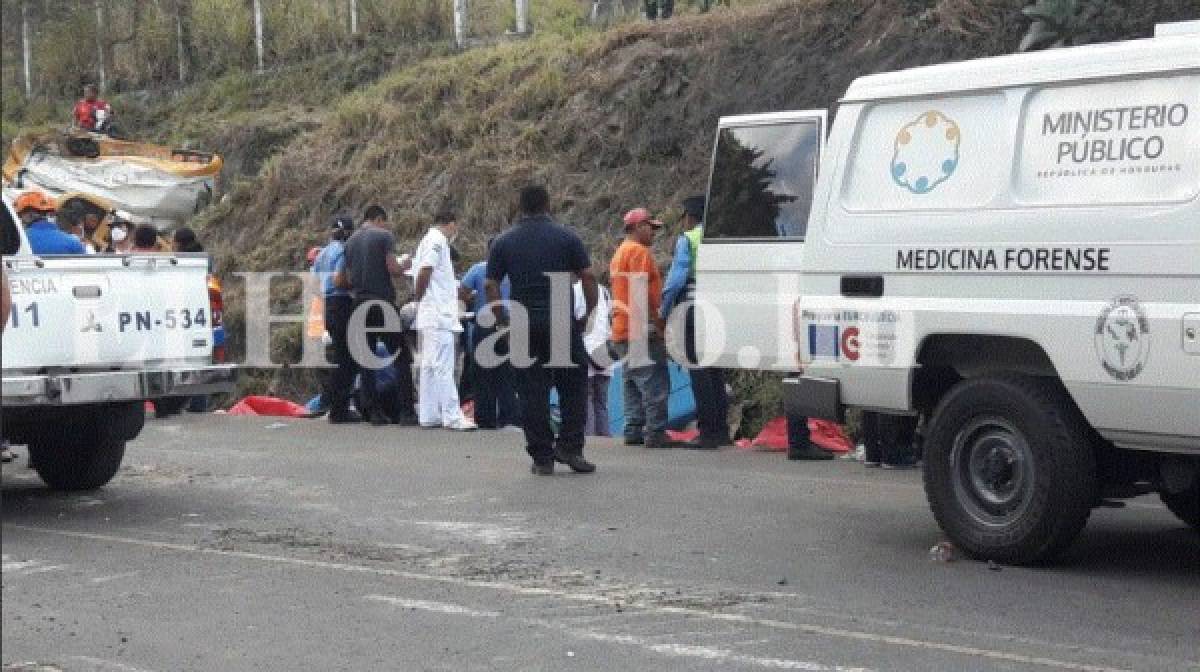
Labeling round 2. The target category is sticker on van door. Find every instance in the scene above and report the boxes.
[891,111,960,194]
[1094,296,1150,381]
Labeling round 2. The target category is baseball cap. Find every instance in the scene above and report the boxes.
[622,207,662,231]
[330,215,355,233]
[14,190,57,214]
[681,195,705,220]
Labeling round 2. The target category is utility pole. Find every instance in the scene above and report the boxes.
[349,0,358,35]
[453,0,466,48]
[176,10,187,82]
[21,0,32,97]
[95,0,107,91]
[514,0,528,34]
[253,0,265,73]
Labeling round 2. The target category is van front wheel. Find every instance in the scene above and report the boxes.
[923,374,1097,565]
[1160,485,1200,531]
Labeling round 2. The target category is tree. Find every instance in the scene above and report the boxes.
[172,0,195,83]
[1019,0,1104,51]
[253,0,265,72]
[93,0,144,91]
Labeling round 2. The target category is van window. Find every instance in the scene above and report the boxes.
[705,121,821,241]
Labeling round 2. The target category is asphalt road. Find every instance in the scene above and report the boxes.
[3,414,1198,672]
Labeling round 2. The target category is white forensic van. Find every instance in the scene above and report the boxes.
[696,26,1200,563]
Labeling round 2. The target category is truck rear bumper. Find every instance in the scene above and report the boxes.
[783,375,844,423]
[2,365,238,407]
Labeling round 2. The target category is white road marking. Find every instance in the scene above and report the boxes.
[90,571,142,584]
[2,554,65,577]
[68,656,158,672]
[4,524,1160,672]
[365,595,500,618]
[2,554,41,572]
[366,594,866,671]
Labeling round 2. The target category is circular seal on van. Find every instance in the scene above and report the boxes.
[1093,296,1150,381]
[891,110,960,194]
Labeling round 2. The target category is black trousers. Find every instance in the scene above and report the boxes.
[352,298,416,420]
[324,295,356,415]
[787,413,811,448]
[862,411,917,464]
[685,303,730,442]
[512,324,588,465]
[472,325,520,428]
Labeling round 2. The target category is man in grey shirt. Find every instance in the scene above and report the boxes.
[340,205,417,426]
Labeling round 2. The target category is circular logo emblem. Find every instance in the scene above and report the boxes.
[891,110,961,194]
[841,327,861,362]
[1093,296,1150,381]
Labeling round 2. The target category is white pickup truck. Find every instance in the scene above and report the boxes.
[695,26,1199,563]
[1,188,236,489]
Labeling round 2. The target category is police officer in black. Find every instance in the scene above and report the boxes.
[485,186,599,475]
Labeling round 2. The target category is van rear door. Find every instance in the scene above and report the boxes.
[695,110,826,370]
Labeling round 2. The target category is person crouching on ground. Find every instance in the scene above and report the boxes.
[413,211,477,431]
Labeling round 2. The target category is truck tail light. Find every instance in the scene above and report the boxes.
[208,274,226,364]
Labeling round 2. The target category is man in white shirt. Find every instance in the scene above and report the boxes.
[413,211,476,431]
[574,278,614,436]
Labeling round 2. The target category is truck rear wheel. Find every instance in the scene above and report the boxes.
[922,374,1097,565]
[29,402,142,491]
[31,435,126,491]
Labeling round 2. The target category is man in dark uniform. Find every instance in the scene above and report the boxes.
[485,186,599,475]
[314,215,360,423]
[340,205,418,426]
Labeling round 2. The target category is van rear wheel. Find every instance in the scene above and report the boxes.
[923,374,1097,565]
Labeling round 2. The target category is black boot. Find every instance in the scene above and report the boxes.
[788,442,834,461]
[554,450,596,473]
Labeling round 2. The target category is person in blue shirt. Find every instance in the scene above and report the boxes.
[16,191,85,255]
[661,195,734,451]
[461,239,518,429]
[312,215,361,423]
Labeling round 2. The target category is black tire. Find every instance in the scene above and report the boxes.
[28,402,141,491]
[154,396,189,418]
[922,374,1098,565]
[1160,485,1200,531]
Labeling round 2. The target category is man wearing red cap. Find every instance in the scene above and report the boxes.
[609,207,676,449]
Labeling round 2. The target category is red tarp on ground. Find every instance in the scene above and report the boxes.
[734,417,853,453]
[226,395,311,417]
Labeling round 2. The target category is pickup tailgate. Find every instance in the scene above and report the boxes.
[3,254,215,372]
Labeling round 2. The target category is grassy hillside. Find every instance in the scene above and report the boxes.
[4,0,1195,430]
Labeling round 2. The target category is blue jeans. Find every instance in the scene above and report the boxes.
[613,339,669,440]
[584,374,611,436]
